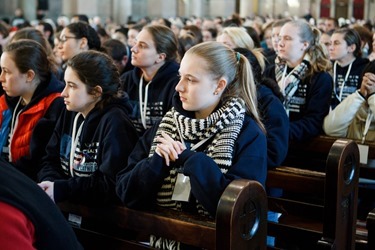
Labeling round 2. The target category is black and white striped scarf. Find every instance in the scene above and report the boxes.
[275,55,310,112]
[148,97,245,250]
[148,97,245,216]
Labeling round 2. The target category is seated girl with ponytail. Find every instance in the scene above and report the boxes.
[116,41,267,249]
[264,20,333,142]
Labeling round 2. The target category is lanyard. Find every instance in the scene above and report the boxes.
[139,75,152,130]
[174,117,213,151]
[333,60,353,102]
[8,97,23,162]
[362,110,373,144]
[70,113,84,176]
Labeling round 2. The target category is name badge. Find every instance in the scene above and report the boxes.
[171,173,191,202]
[358,144,369,164]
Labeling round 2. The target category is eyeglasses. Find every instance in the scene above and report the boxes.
[59,36,77,44]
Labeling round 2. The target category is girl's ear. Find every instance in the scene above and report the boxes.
[215,77,228,95]
[156,53,166,63]
[348,43,356,53]
[94,85,103,98]
[80,37,89,50]
[303,41,310,51]
[26,69,36,83]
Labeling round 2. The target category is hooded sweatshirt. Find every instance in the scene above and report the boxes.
[120,61,180,135]
[331,57,369,108]
[38,96,138,205]
[0,73,64,180]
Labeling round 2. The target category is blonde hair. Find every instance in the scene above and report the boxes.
[289,20,331,75]
[220,27,254,50]
[186,41,265,132]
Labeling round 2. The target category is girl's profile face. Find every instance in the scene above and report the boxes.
[329,33,352,61]
[175,53,221,119]
[130,29,162,70]
[0,52,29,97]
[127,29,139,47]
[271,26,282,52]
[278,23,307,64]
[61,66,99,117]
[58,28,82,62]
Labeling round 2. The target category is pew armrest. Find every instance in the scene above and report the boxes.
[217,179,267,250]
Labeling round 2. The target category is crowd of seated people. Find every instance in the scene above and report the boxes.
[1,9,375,249]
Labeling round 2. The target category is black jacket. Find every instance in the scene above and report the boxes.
[38,96,138,205]
[120,61,180,135]
[0,158,82,250]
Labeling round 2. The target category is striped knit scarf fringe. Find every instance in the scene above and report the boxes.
[275,55,310,108]
[148,97,245,216]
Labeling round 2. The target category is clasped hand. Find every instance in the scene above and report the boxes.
[360,72,375,97]
[155,132,186,166]
[38,181,55,202]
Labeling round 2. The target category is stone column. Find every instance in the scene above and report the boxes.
[112,0,132,25]
[348,0,353,18]
[330,0,335,17]
[20,0,37,21]
[62,0,77,18]
[240,0,258,17]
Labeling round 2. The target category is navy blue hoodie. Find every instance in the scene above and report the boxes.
[257,84,289,168]
[38,96,138,205]
[120,61,180,135]
[116,94,267,216]
[264,65,333,142]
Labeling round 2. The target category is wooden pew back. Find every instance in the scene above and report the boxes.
[58,179,268,250]
[266,139,359,250]
[285,135,375,180]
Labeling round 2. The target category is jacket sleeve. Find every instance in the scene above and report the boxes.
[368,94,375,114]
[37,111,67,182]
[323,91,365,137]
[116,121,170,209]
[176,120,267,216]
[53,114,139,205]
[260,91,289,169]
[15,98,65,181]
[290,72,333,141]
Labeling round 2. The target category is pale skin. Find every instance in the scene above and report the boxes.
[359,72,375,98]
[130,29,166,81]
[155,53,227,166]
[329,33,356,66]
[0,52,39,105]
[278,23,309,68]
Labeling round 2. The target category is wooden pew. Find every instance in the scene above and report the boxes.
[284,135,375,180]
[285,135,375,248]
[58,179,267,250]
[266,138,360,250]
[367,208,375,250]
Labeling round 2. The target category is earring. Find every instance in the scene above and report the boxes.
[214,91,218,95]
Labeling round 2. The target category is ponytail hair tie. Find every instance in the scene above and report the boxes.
[236,52,241,62]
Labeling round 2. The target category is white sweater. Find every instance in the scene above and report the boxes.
[323,90,375,141]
